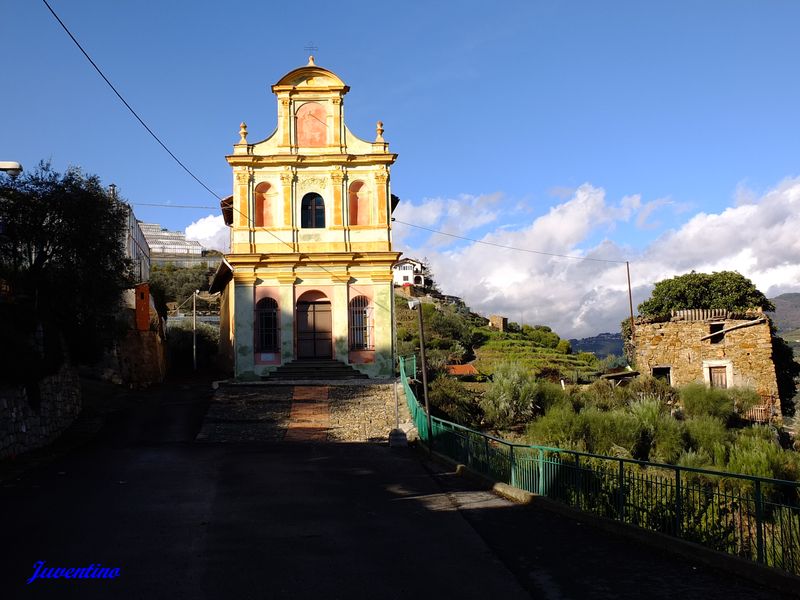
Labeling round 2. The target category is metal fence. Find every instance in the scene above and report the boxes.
[399,356,800,576]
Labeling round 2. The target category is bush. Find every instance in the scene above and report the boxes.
[726,387,761,416]
[582,407,641,456]
[481,362,538,427]
[680,383,734,421]
[574,379,628,411]
[527,404,586,450]
[428,375,482,427]
[165,321,219,372]
[684,415,729,460]
[727,427,789,480]
[623,376,679,404]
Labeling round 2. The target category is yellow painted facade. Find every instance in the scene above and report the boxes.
[215,58,400,379]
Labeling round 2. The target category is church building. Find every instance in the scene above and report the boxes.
[211,57,400,379]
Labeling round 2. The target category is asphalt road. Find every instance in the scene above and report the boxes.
[0,382,794,599]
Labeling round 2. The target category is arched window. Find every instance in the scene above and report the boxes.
[348,180,370,226]
[301,193,325,228]
[254,182,273,227]
[255,297,279,353]
[295,102,327,147]
[349,296,373,350]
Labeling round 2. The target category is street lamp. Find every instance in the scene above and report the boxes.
[407,298,433,450]
[0,161,23,176]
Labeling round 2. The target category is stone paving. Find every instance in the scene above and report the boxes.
[196,382,408,444]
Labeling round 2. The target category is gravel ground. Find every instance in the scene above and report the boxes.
[196,382,413,443]
[196,385,293,443]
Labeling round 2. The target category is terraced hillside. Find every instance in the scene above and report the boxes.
[473,331,599,383]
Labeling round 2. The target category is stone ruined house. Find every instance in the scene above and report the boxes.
[210,57,400,379]
[633,308,780,418]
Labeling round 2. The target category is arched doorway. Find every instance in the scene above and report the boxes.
[296,290,332,359]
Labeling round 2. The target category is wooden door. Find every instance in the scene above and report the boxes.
[297,301,332,359]
[709,366,727,388]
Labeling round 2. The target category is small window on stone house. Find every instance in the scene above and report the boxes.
[709,323,724,344]
[652,366,671,385]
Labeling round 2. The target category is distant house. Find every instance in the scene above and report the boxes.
[489,315,508,332]
[633,308,779,418]
[140,222,220,269]
[392,258,425,287]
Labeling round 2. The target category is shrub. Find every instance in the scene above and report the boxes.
[676,449,714,470]
[165,320,219,372]
[623,376,679,404]
[428,375,482,427]
[526,404,586,450]
[727,427,788,480]
[684,415,729,459]
[651,416,685,464]
[575,379,627,411]
[481,362,538,427]
[726,387,761,416]
[680,383,734,421]
[582,407,642,456]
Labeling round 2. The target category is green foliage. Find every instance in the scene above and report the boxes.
[149,263,213,316]
[0,162,133,374]
[637,271,775,317]
[521,324,560,348]
[685,416,730,464]
[624,375,679,404]
[428,375,482,427]
[165,321,219,372]
[481,362,538,427]
[727,427,793,481]
[680,383,735,421]
[556,339,572,354]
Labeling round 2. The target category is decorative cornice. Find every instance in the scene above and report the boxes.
[227,154,397,168]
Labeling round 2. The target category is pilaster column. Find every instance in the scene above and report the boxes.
[375,169,389,225]
[331,168,344,227]
[233,272,257,379]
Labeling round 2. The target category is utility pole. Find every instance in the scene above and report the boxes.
[626,261,636,345]
[409,299,433,452]
[192,290,198,371]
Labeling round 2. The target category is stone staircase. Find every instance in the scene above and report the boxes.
[263,359,370,381]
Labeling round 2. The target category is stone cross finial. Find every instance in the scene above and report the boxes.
[375,120,385,142]
[238,122,248,144]
[308,55,315,66]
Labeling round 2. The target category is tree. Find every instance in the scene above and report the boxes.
[148,263,213,316]
[0,162,132,379]
[637,271,775,317]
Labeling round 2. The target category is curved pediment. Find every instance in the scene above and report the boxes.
[272,58,349,94]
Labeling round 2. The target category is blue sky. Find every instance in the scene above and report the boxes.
[3,1,800,336]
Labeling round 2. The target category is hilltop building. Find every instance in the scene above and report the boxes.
[211,57,400,379]
[392,258,425,287]
[140,222,221,269]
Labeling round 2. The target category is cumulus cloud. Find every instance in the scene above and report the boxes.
[185,214,230,252]
[400,178,800,339]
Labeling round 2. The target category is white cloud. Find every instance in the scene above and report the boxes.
[403,178,800,339]
[185,214,230,252]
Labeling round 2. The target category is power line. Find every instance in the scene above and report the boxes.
[393,219,628,265]
[41,0,222,201]
[134,203,218,209]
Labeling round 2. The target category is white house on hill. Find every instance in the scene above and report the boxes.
[392,258,425,287]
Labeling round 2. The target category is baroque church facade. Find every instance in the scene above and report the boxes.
[211,58,400,379]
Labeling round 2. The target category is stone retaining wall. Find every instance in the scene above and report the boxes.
[0,362,81,459]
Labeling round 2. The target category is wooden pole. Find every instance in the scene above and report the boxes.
[626,261,635,344]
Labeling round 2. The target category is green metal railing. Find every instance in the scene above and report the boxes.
[399,356,800,576]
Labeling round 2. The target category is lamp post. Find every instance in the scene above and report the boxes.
[408,298,433,451]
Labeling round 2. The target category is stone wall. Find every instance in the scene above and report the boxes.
[0,362,81,459]
[634,316,779,396]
